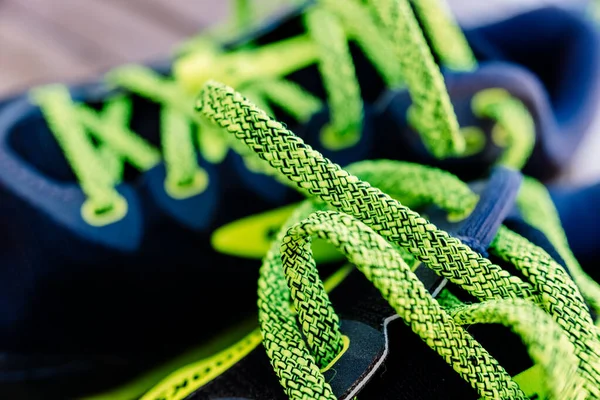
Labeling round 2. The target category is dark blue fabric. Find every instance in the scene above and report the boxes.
[143,155,220,230]
[464,6,600,169]
[1,4,598,397]
[550,182,600,281]
[456,167,522,256]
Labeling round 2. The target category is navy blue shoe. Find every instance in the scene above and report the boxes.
[141,83,598,400]
[0,1,599,398]
[0,1,477,398]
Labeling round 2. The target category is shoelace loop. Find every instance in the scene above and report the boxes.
[198,81,600,399]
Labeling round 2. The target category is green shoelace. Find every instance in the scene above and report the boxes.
[27,1,600,398]
[29,0,476,227]
[126,2,600,398]
[197,81,600,400]
[423,0,600,317]
[180,0,600,324]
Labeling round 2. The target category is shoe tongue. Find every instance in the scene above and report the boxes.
[424,167,522,256]
[454,167,522,255]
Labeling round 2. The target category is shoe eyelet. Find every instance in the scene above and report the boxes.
[164,169,209,200]
[81,195,128,227]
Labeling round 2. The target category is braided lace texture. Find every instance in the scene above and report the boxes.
[517,177,600,314]
[198,81,600,399]
[405,0,536,170]
[410,0,477,71]
[370,0,465,157]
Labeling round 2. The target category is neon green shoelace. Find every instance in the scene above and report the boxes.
[417,1,600,316]
[197,81,600,399]
[27,2,600,398]
[28,0,476,226]
[133,2,599,398]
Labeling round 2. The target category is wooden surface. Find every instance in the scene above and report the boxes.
[0,0,598,182]
[0,0,229,96]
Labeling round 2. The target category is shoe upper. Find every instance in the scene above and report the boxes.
[0,2,599,399]
[0,5,399,396]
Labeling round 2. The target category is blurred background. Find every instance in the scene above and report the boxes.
[0,0,228,96]
[0,0,597,182]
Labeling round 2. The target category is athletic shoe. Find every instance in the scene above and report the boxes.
[134,80,600,400]
[2,0,599,397]
[0,0,475,397]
